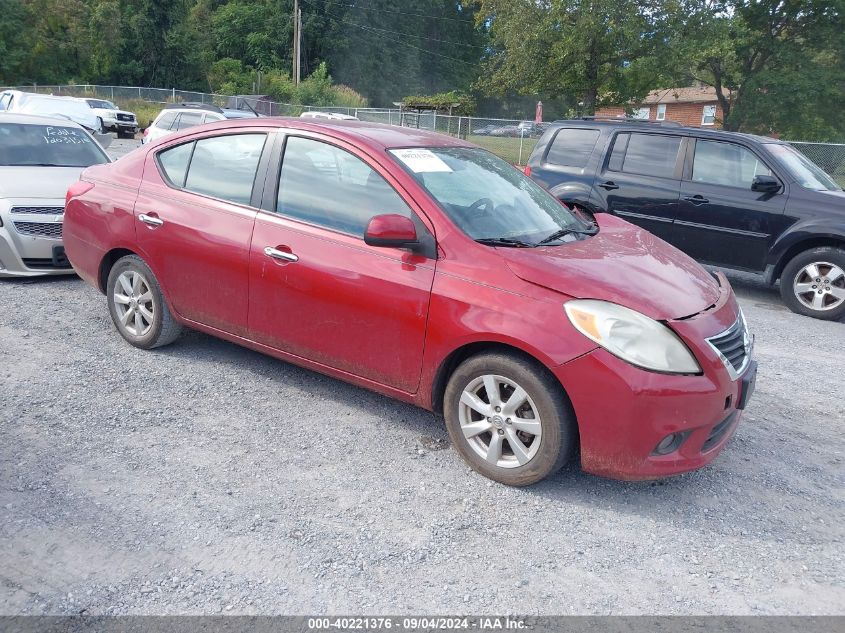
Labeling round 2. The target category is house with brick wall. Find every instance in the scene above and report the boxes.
[595,86,728,128]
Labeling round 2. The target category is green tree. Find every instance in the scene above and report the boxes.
[472,0,670,113]
[668,0,845,137]
[0,0,31,84]
[319,0,485,106]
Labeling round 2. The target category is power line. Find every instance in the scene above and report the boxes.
[342,21,487,49]
[319,0,476,24]
[300,0,487,59]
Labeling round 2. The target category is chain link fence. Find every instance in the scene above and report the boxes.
[787,142,845,187]
[4,84,844,175]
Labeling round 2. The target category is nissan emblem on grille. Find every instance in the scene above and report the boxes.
[705,313,752,380]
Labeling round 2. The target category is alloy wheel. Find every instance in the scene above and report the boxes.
[793,261,845,312]
[113,270,155,336]
[458,374,542,469]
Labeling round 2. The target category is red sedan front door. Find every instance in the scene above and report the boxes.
[247,134,436,393]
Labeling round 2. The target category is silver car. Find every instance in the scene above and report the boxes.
[0,113,110,277]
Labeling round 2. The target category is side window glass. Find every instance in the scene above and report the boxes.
[277,136,413,236]
[156,111,177,129]
[176,112,203,131]
[607,133,630,172]
[612,133,681,179]
[545,128,601,168]
[183,134,266,205]
[157,141,194,187]
[692,140,772,188]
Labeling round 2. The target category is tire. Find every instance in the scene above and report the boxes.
[96,117,105,134]
[443,351,576,486]
[106,255,182,349]
[779,247,845,321]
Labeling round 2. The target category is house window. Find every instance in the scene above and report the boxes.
[656,104,666,121]
[702,105,716,126]
[632,107,650,120]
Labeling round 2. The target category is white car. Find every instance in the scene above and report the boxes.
[299,111,359,120]
[0,91,101,132]
[0,113,110,277]
[80,98,138,138]
[142,103,258,144]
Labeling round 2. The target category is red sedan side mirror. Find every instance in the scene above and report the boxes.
[364,214,419,249]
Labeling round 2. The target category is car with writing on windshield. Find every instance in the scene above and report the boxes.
[525,117,845,320]
[0,112,110,277]
[64,119,755,485]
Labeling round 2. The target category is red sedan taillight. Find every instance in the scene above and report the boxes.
[66,181,95,206]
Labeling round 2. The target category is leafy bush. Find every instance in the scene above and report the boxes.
[207,60,366,108]
[401,91,476,115]
[115,99,165,129]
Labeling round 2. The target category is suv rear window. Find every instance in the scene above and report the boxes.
[545,128,600,167]
[607,132,681,179]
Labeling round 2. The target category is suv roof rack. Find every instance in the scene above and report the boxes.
[554,116,683,127]
[165,102,224,114]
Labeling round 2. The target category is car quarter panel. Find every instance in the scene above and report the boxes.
[416,237,600,409]
[63,153,146,288]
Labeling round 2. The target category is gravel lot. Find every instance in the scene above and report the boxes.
[1,138,843,615]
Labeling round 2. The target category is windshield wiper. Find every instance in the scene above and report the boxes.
[536,226,598,246]
[475,237,536,248]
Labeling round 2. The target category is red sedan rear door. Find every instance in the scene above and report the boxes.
[135,130,272,336]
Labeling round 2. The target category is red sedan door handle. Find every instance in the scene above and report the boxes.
[138,213,164,227]
[264,246,299,263]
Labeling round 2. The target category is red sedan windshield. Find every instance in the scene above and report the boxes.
[391,146,591,243]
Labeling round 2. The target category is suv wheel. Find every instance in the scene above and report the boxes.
[779,247,845,320]
[443,352,576,486]
[106,255,183,349]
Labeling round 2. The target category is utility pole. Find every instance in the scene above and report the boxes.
[293,0,301,85]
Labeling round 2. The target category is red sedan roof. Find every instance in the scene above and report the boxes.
[198,116,474,152]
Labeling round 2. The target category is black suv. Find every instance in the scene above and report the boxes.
[525,118,845,320]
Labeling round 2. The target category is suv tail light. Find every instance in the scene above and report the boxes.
[66,181,95,206]
[523,165,531,177]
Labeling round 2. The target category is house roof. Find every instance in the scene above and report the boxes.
[642,86,722,104]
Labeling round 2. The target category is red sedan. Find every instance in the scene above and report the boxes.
[63,119,756,485]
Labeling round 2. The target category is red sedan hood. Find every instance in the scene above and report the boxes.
[500,214,721,320]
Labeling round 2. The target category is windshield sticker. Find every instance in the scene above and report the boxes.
[42,127,91,145]
[391,149,452,173]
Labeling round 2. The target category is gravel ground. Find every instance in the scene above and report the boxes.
[0,138,843,615]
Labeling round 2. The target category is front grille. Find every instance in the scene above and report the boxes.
[117,113,134,122]
[10,206,64,215]
[702,413,736,452]
[13,221,63,239]
[705,313,750,379]
[22,257,72,270]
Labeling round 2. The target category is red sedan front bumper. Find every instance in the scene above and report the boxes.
[555,286,754,480]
